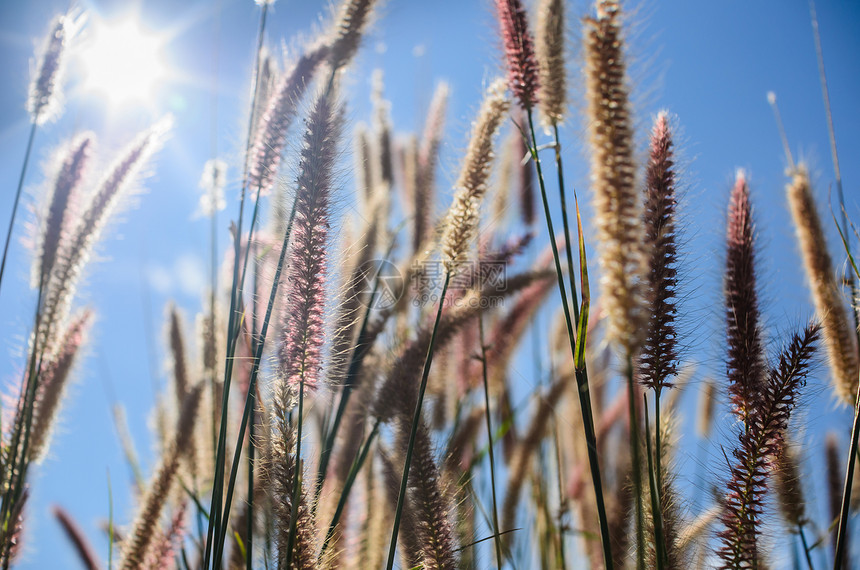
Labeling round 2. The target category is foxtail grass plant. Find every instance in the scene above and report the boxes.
[386,77,509,570]
[7,2,860,569]
[1,12,82,297]
[495,0,615,566]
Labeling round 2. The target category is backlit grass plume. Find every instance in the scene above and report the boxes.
[267,421,318,568]
[494,0,539,109]
[785,164,859,403]
[440,78,509,273]
[277,90,342,393]
[716,324,819,568]
[639,112,680,392]
[393,418,456,569]
[536,0,565,127]
[584,0,647,352]
[414,81,449,252]
[774,439,807,530]
[197,158,227,217]
[28,11,82,124]
[247,43,329,197]
[119,384,203,570]
[724,171,767,423]
[38,117,171,352]
[28,309,92,462]
[32,132,94,288]
[328,0,377,71]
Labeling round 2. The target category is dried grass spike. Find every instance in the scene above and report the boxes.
[39,118,171,353]
[786,164,859,404]
[583,0,647,352]
[51,505,101,570]
[33,132,94,288]
[415,82,450,251]
[247,43,329,197]
[329,0,377,71]
[29,309,93,462]
[716,324,819,568]
[118,384,203,569]
[441,79,510,273]
[536,0,566,126]
[28,12,81,124]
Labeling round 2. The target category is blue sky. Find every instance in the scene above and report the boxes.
[0,0,859,568]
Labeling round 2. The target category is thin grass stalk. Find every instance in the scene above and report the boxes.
[204,6,269,564]
[655,396,662,502]
[478,312,504,568]
[798,523,815,570]
[246,385,255,568]
[319,419,380,560]
[643,394,667,569]
[552,420,568,570]
[385,272,451,570]
[526,109,613,568]
[626,355,645,570]
[211,199,297,566]
[0,122,37,296]
[284,378,305,569]
[550,125,579,326]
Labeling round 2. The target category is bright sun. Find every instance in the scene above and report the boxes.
[78,16,167,106]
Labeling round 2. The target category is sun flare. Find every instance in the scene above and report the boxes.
[78,16,167,107]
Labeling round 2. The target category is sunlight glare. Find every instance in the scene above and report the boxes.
[78,16,167,106]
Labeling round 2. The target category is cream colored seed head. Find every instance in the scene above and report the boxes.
[786,164,859,404]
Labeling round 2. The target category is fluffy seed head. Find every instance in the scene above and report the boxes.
[584,0,647,352]
[774,442,806,528]
[441,79,510,273]
[39,117,171,353]
[29,309,93,462]
[414,81,450,251]
[724,171,766,422]
[277,91,343,393]
[33,132,94,288]
[536,0,566,126]
[119,384,203,569]
[28,12,82,124]
[197,159,227,217]
[494,0,540,108]
[785,164,859,404]
[328,0,377,71]
[638,112,680,392]
[696,378,716,439]
[247,43,329,197]
[717,324,819,568]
